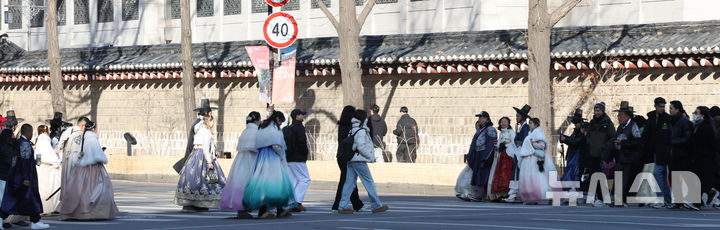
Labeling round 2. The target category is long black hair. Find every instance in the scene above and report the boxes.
[337,105,356,126]
[260,111,285,130]
[246,111,261,124]
[498,117,513,130]
[353,109,368,127]
[670,100,688,119]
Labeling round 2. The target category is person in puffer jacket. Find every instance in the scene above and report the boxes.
[337,110,389,215]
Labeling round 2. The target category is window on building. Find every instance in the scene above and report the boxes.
[29,0,44,28]
[123,0,139,21]
[356,0,366,6]
[58,0,67,26]
[224,0,241,15]
[8,0,22,29]
[97,0,114,23]
[376,0,398,4]
[281,0,299,11]
[168,0,181,19]
[75,0,90,24]
[251,0,267,13]
[197,0,214,17]
[311,0,330,9]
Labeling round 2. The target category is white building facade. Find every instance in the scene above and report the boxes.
[1,0,719,51]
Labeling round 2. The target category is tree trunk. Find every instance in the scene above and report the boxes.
[180,0,196,130]
[527,0,553,146]
[46,0,66,115]
[338,0,364,108]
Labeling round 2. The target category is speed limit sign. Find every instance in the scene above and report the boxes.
[265,0,289,7]
[263,12,298,49]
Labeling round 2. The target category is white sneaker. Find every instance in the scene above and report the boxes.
[592,200,605,207]
[30,221,50,229]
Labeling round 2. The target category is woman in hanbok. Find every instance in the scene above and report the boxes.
[487,117,516,201]
[220,112,261,219]
[58,121,118,220]
[242,111,296,219]
[175,115,226,210]
[455,120,482,201]
[34,125,62,215]
[517,118,557,204]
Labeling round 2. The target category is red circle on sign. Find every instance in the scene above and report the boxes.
[265,0,289,7]
[263,12,299,48]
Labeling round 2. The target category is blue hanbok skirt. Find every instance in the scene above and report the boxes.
[560,153,580,182]
[242,147,296,211]
[174,148,226,208]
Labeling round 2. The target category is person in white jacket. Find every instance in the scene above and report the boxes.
[338,110,389,214]
[34,125,62,215]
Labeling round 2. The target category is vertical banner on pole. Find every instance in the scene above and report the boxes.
[271,46,296,104]
[245,46,272,104]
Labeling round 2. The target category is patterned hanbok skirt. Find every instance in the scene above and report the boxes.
[219,149,257,211]
[242,147,296,211]
[174,148,226,208]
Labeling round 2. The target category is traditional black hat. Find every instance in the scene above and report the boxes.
[613,101,636,114]
[513,104,532,118]
[46,112,71,126]
[568,109,587,123]
[1,110,24,127]
[194,99,218,113]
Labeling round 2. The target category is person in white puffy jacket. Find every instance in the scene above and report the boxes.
[338,110,389,214]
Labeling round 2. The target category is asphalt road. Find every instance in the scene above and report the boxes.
[33,180,720,230]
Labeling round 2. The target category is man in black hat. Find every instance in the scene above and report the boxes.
[560,109,587,184]
[47,112,71,148]
[505,104,531,202]
[172,99,216,212]
[393,107,419,163]
[605,101,643,207]
[643,97,673,208]
[283,109,310,212]
[465,111,496,200]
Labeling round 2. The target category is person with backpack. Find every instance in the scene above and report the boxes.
[337,110,389,214]
[331,106,364,212]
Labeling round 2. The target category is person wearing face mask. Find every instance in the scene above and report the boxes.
[690,106,717,209]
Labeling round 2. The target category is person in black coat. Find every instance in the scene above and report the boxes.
[393,107,419,163]
[368,105,389,162]
[711,106,720,193]
[283,109,311,212]
[643,97,673,207]
[690,106,717,207]
[669,101,698,210]
[604,102,643,207]
[331,106,364,211]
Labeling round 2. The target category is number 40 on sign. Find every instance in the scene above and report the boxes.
[263,12,298,49]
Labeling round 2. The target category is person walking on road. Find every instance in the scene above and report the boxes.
[243,111,296,219]
[487,117,515,201]
[174,115,227,212]
[466,111,496,201]
[283,109,311,213]
[690,106,717,208]
[220,112,261,219]
[517,118,556,204]
[393,107,418,163]
[0,124,50,229]
[505,104,531,202]
[338,110,388,214]
[332,106,364,212]
[604,102,643,207]
[668,100,698,210]
[34,125,61,215]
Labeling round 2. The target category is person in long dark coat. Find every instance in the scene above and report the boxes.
[0,124,49,229]
[668,100,697,210]
[393,107,419,163]
[331,106,364,211]
[690,106,717,208]
[172,99,216,212]
[466,111,496,200]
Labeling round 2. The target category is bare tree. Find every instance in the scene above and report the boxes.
[46,0,66,115]
[180,0,196,130]
[316,0,376,108]
[527,0,582,155]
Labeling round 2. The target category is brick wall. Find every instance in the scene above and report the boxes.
[1,68,719,164]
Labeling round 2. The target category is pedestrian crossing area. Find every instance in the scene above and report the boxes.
[35,181,720,230]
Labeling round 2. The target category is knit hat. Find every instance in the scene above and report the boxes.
[594,102,606,113]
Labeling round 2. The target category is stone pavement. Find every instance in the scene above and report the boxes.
[35,180,720,230]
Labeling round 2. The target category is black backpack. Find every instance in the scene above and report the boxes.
[337,129,364,162]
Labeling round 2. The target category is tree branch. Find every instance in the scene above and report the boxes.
[357,0,377,28]
[549,0,582,26]
[317,0,339,31]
